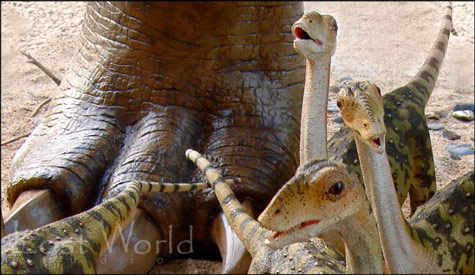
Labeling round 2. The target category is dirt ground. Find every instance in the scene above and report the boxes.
[1,2,474,274]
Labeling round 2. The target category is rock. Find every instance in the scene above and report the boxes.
[452,110,474,121]
[442,130,461,140]
[338,76,353,88]
[436,109,449,118]
[327,107,340,113]
[333,116,344,124]
[33,118,43,126]
[448,151,462,160]
[426,111,440,120]
[445,144,474,156]
[428,123,445,131]
[329,85,340,94]
[454,103,475,112]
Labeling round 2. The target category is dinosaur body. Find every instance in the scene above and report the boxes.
[186,149,346,274]
[1,181,210,274]
[258,159,385,274]
[329,2,455,214]
[339,80,474,274]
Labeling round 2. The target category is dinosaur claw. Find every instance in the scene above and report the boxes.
[96,208,161,274]
[4,189,65,235]
[210,200,253,274]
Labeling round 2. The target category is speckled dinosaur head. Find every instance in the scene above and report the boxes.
[337,81,386,153]
[292,11,338,58]
[258,159,364,250]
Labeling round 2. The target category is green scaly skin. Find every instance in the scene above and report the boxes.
[409,170,474,274]
[337,79,473,273]
[329,2,454,213]
[1,181,210,274]
[186,149,345,274]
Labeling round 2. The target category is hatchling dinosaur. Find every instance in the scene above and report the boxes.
[257,158,387,274]
[327,2,456,214]
[1,180,216,274]
[258,79,473,274]
[337,80,474,274]
[186,149,346,274]
[294,10,337,163]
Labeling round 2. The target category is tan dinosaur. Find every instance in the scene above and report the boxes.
[258,158,385,274]
[257,79,473,274]
[294,10,337,163]
[337,80,474,274]
[188,148,400,274]
[1,180,215,274]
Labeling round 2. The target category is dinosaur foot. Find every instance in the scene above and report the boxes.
[210,200,253,274]
[96,208,161,274]
[4,189,65,236]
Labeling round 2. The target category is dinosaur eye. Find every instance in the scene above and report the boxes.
[332,23,338,32]
[329,182,344,195]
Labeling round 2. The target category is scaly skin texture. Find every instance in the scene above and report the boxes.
[258,159,385,274]
[338,80,474,274]
[328,2,456,214]
[5,2,305,269]
[1,181,211,274]
[186,149,345,274]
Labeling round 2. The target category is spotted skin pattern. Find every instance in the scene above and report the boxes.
[186,149,345,274]
[338,79,473,273]
[1,181,210,274]
[329,2,454,214]
[409,170,474,274]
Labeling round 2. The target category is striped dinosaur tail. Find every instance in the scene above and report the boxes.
[186,149,272,257]
[1,180,210,274]
[410,2,453,106]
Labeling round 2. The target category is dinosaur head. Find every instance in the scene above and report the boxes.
[292,11,338,58]
[258,159,364,250]
[337,81,386,153]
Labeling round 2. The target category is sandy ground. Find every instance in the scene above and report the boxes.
[1,2,474,274]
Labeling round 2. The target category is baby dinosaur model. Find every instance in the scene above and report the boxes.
[337,80,474,274]
[186,149,346,274]
[1,180,214,274]
[294,10,337,163]
[328,2,455,214]
[258,158,386,274]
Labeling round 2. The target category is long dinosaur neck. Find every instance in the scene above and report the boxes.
[338,199,385,274]
[354,136,421,273]
[300,56,331,163]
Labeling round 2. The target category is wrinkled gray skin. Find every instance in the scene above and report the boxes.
[7,1,304,262]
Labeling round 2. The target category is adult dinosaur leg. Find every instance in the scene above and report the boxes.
[95,107,200,274]
[190,113,300,273]
[6,98,124,234]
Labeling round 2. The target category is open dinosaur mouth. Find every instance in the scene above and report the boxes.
[272,220,320,239]
[294,27,323,45]
[373,138,381,146]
